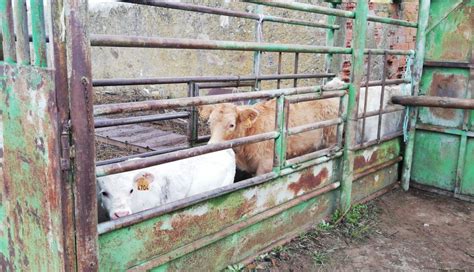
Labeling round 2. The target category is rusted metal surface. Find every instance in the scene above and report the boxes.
[13,0,30,65]
[122,0,340,29]
[98,160,339,269]
[353,138,401,174]
[351,164,399,204]
[0,66,65,270]
[92,73,335,87]
[0,0,16,63]
[65,1,98,270]
[392,95,474,109]
[93,84,349,116]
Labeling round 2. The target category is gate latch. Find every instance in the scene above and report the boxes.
[60,121,72,171]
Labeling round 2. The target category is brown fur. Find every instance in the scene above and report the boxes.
[200,98,339,175]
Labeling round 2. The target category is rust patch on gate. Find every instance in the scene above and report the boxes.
[288,168,328,196]
[354,151,379,171]
[428,74,466,120]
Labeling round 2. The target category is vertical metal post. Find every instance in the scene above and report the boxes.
[0,0,16,63]
[376,51,388,142]
[65,0,99,270]
[401,0,431,191]
[273,95,286,173]
[30,0,48,67]
[251,4,264,100]
[360,51,371,144]
[341,0,368,212]
[293,52,299,87]
[187,82,198,147]
[277,52,282,89]
[13,0,31,65]
[324,1,337,80]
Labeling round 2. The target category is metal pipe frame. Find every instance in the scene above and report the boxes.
[360,51,372,144]
[93,84,350,116]
[352,131,403,151]
[392,95,474,110]
[92,73,335,87]
[94,112,190,128]
[120,0,340,30]
[1,0,17,63]
[376,52,388,142]
[285,90,346,103]
[358,106,405,119]
[287,118,342,136]
[353,156,403,181]
[13,0,30,65]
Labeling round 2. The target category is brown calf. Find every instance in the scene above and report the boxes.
[199,98,339,175]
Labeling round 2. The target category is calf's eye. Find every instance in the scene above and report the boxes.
[101,191,109,197]
[229,124,235,128]
[130,189,134,194]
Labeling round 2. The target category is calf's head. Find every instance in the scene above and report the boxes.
[97,171,155,220]
[199,103,259,143]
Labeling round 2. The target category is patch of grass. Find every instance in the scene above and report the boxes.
[312,251,328,265]
[223,263,244,272]
[317,220,333,231]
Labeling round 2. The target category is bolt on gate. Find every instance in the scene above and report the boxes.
[0,0,472,270]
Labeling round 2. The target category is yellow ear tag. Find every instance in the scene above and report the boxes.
[136,177,150,191]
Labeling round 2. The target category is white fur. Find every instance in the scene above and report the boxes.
[97,149,236,220]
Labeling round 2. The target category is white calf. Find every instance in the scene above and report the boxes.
[97,149,236,220]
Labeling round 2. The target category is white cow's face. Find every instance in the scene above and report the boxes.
[97,172,155,220]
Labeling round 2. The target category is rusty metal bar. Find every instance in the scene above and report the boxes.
[337,88,348,147]
[354,156,403,180]
[196,81,254,89]
[293,53,299,87]
[94,112,190,128]
[360,51,372,144]
[121,181,341,271]
[90,34,353,54]
[93,73,335,87]
[286,90,346,103]
[243,0,355,19]
[366,15,417,28]
[376,52,388,142]
[96,146,187,167]
[277,52,282,89]
[30,0,47,67]
[13,0,30,64]
[121,0,340,29]
[361,78,410,87]
[358,106,405,119]
[66,0,99,269]
[352,131,403,151]
[392,95,474,110]
[1,0,16,63]
[285,146,342,166]
[287,118,342,136]
[324,1,337,82]
[424,60,472,69]
[273,95,286,171]
[186,82,197,146]
[364,48,413,56]
[96,132,278,177]
[415,124,474,137]
[94,84,348,116]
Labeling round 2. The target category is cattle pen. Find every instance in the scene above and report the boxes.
[0,0,473,271]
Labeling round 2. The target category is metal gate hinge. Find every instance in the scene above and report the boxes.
[60,121,72,171]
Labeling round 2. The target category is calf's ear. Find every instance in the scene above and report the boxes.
[134,172,155,191]
[198,105,215,121]
[238,108,259,128]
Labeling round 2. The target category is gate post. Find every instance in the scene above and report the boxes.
[401,0,431,191]
[340,0,368,212]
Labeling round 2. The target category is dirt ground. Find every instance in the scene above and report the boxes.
[243,188,474,271]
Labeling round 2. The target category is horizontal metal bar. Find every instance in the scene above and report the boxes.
[415,124,474,137]
[96,132,278,176]
[90,35,353,54]
[424,60,472,69]
[364,48,414,56]
[357,106,405,119]
[288,118,342,136]
[354,156,402,180]
[94,112,189,128]
[285,146,342,166]
[96,146,188,167]
[196,82,254,89]
[367,15,417,28]
[392,95,474,109]
[243,0,354,19]
[121,0,340,29]
[93,73,336,87]
[351,131,403,151]
[94,84,349,116]
[361,78,410,87]
[286,90,346,103]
